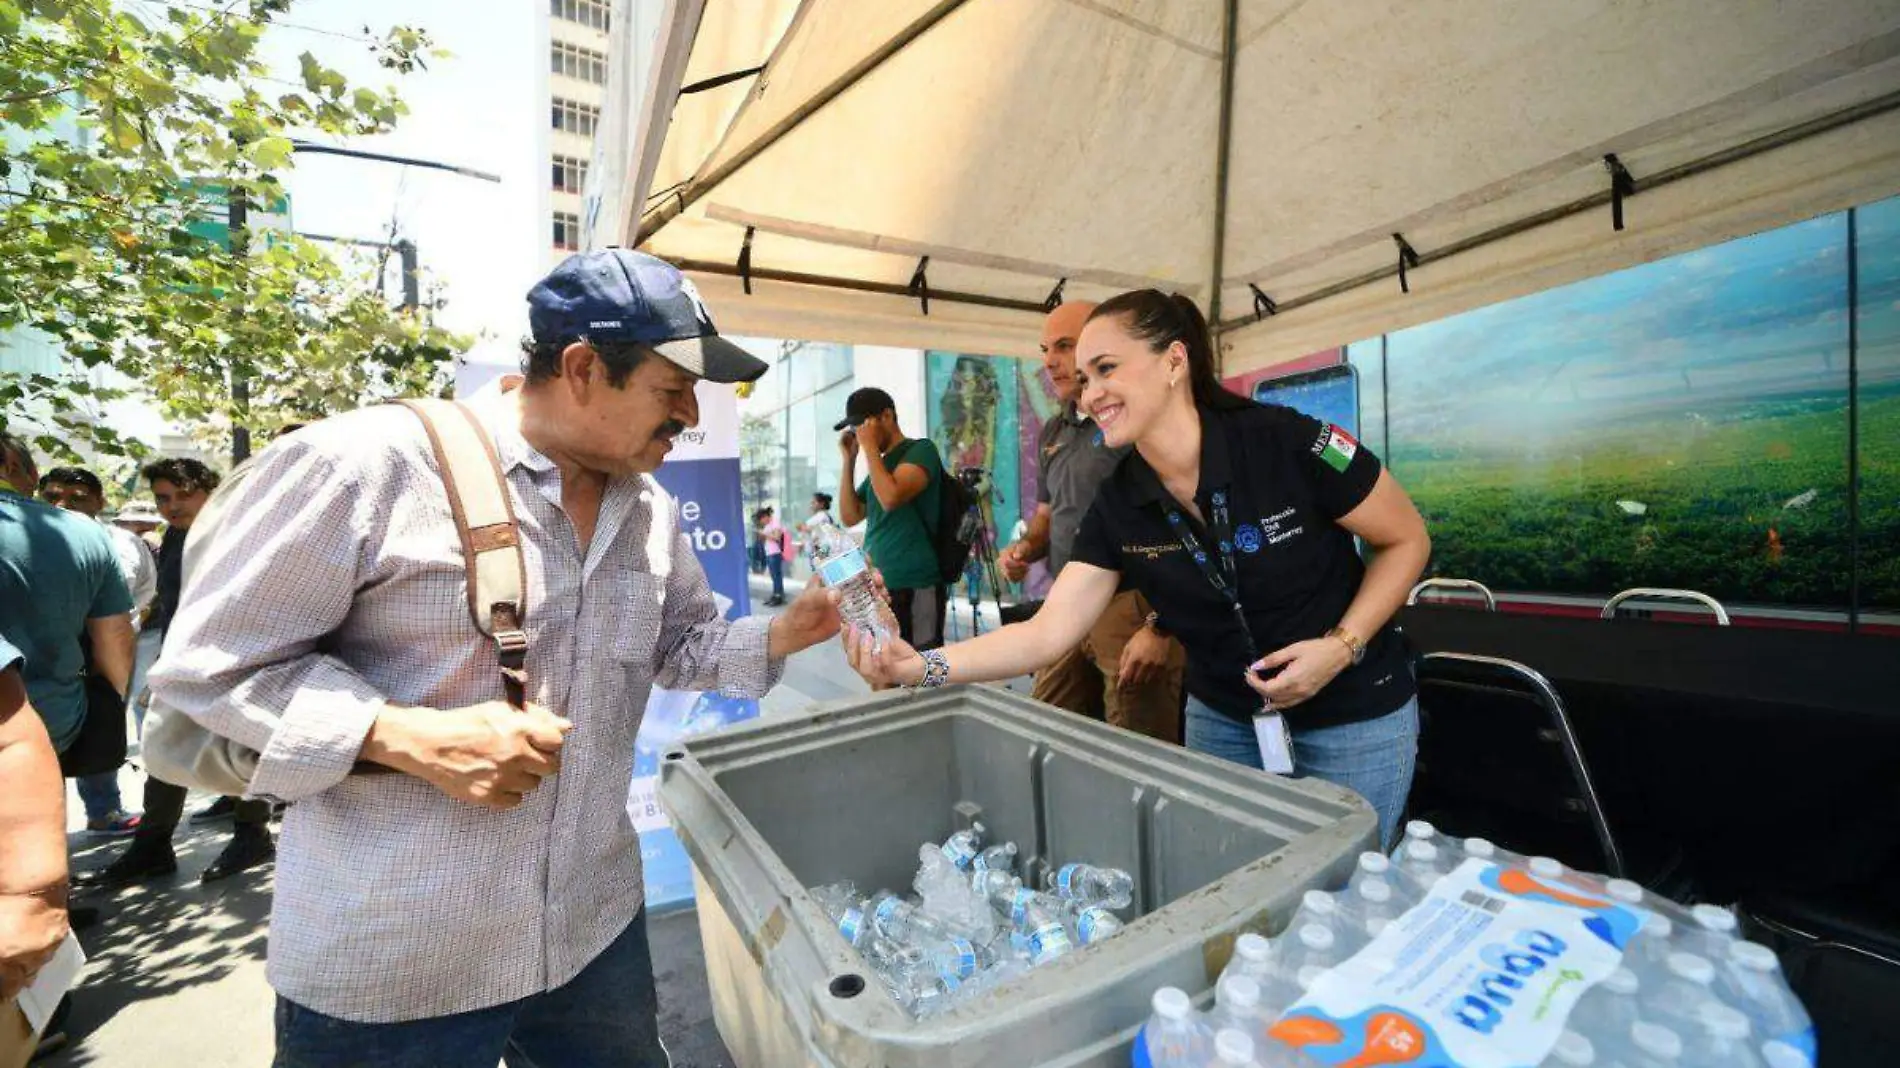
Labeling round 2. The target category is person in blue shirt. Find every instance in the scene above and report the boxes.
[0,433,136,756]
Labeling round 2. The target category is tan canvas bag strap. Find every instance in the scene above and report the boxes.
[397,399,530,711]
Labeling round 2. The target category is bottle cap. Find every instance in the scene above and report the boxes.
[1406,840,1439,863]
[1361,879,1393,904]
[1644,913,1675,938]
[1603,967,1639,996]
[1218,974,1261,1009]
[1698,1003,1751,1039]
[1300,924,1336,950]
[1762,1040,1812,1068]
[1692,902,1738,934]
[1604,878,1644,904]
[1234,933,1272,963]
[1152,986,1192,1019]
[1530,856,1564,878]
[1666,952,1716,985]
[1730,941,1780,973]
[1630,1021,1683,1059]
[1359,851,1390,874]
[1214,1029,1256,1064]
[1405,819,1437,841]
[1303,889,1337,915]
[1464,837,1496,859]
[1550,1030,1596,1066]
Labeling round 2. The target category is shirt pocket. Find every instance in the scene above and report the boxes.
[601,569,666,676]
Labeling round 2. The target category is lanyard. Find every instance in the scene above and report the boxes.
[1161,488,1259,660]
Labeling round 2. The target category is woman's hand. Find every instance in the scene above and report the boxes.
[841,624,926,691]
[1243,638,1354,710]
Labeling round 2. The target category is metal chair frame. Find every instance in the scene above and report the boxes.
[1416,651,1626,878]
[1406,577,1497,611]
[1601,587,1731,625]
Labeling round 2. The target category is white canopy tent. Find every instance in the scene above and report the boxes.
[606,0,1900,372]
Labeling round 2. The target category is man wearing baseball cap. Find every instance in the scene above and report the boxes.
[834,386,949,650]
[143,250,846,1065]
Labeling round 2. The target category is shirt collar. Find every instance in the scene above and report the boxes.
[1125,406,1231,509]
[467,389,556,475]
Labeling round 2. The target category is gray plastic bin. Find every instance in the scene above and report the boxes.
[658,685,1376,1068]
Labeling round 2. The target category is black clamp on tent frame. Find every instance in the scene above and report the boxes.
[1604,154,1636,232]
[678,65,767,96]
[909,256,931,316]
[1249,283,1277,321]
[1043,277,1067,312]
[737,226,756,295]
[1393,233,1421,294]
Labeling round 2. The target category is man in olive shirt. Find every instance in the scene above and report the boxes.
[835,388,948,650]
[1001,303,1184,741]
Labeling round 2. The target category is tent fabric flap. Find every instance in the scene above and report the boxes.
[613,0,1900,367]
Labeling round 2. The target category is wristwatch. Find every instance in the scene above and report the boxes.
[1144,612,1170,639]
[1325,626,1368,666]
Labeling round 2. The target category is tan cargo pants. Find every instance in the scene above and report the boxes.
[1030,590,1185,743]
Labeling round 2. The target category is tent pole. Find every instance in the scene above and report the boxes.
[1206,0,1241,372]
[636,0,974,246]
[673,258,1050,315]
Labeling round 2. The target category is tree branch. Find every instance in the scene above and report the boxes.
[0,83,73,106]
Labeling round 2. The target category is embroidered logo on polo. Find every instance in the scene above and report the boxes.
[1312,423,1360,473]
[1235,523,1263,553]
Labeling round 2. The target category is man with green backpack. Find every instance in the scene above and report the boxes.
[835,387,959,650]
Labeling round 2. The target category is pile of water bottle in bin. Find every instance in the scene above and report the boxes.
[811,821,1133,1018]
[1137,822,1817,1068]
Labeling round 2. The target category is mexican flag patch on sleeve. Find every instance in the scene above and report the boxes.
[1315,424,1359,473]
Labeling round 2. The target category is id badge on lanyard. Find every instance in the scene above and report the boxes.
[1163,489,1296,775]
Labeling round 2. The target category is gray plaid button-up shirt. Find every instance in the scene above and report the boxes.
[149,394,781,1022]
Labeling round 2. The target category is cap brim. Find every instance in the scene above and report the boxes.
[832,416,856,432]
[652,334,769,384]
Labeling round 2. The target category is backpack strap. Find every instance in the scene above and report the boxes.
[397,400,530,711]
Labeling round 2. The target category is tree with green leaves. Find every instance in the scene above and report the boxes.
[1,0,469,463]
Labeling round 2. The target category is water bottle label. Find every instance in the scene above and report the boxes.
[1055,863,1082,898]
[943,937,978,979]
[837,907,863,943]
[941,838,978,869]
[874,897,902,933]
[1130,1024,1158,1068]
[816,546,869,587]
[1270,858,1639,1068]
[1028,923,1071,964]
[1008,888,1036,926]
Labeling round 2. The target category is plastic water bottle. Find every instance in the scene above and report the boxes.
[1528,855,1568,883]
[971,842,1018,876]
[1280,923,1343,993]
[1290,888,1340,928]
[971,867,1018,899]
[1351,851,1418,906]
[1623,1021,1685,1068]
[1212,974,1267,1036]
[1226,933,1275,985]
[1721,943,1816,1066]
[1210,1029,1258,1066]
[1396,840,1447,892]
[988,882,1068,929]
[1568,966,1641,1040]
[829,898,873,949]
[1139,987,1210,1067]
[1603,877,1646,909]
[1540,1030,1597,1067]
[1462,836,1525,869]
[1650,953,1721,1033]
[1683,902,1740,958]
[1690,1003,1766,1068]
[810,526,892,642]
[1046,862,1134,910]
[1017,899,1074,965]
[1631,912,1678,975]
[939,824,986,870]
[1073,906,1123,945]
[1351,878,1404,940]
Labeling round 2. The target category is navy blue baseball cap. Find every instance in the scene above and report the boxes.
[527,249,768,384]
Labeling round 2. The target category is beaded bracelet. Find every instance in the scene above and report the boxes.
[917,648,951,689]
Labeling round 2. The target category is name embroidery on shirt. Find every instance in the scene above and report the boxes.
[1120,540,1183,561]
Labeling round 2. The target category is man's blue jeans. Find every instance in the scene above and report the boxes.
[273,911,669,1068]
[1185,695,1419,851]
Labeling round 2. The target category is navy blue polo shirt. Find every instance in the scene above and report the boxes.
[1070,403,1414,728]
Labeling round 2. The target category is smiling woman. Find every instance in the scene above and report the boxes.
[843,290,1434,848]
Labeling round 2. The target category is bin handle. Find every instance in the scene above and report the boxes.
[1600,588,1730,625]
[1406,578,1497,611]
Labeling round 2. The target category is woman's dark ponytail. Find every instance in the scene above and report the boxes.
[1089,290,1254,411]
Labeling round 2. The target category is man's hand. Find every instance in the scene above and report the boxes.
[0,893,68,1002]
[768,581,846,658]
[839,428,861,461]
[999,541,1031,583]
[1116,624,1172,691]
[361,702,571,810]
[1243,638,1354,710]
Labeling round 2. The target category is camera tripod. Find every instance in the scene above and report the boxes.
[953,467,1011,638]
